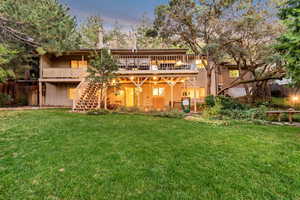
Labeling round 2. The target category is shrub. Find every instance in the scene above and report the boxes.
[16,95,28,106]
[0,94,12,107]
[217,95,247,110]
[205,95,215,107]
[202,99,223,119]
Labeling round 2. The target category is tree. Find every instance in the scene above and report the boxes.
[135,15,172,49]
[0,0,80,53]
[0,0,80,82]
[0,44,17,83]
[276,0,300,86]
[154,0,237,96]
[87,48,119,108]
[218,0,285,102]
[79,16,104,49]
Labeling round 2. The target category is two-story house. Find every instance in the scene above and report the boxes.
[39,48,247,112]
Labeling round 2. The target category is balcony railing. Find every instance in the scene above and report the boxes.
[43,68,87,78]
[42,55,203,78]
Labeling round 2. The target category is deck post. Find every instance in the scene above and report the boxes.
[39,81,42,107]
[194,87,197,113]
[171,84,174,108]
[104,87,107,110]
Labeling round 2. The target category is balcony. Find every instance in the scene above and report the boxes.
[43,68,87,79]
[42,55,203,79]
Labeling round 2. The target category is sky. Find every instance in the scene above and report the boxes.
[59,0,168,30]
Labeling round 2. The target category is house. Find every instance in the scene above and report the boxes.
[38,48,247,111]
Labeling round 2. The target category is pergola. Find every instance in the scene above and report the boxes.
[108,73,200,112]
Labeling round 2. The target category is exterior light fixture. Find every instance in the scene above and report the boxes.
[153,76,157,80]
[175,60,183,66]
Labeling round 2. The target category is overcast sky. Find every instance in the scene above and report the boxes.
[59,0,168,30]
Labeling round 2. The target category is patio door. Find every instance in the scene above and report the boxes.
[125,87,135,107]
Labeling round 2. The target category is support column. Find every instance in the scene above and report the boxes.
[194,87,197,113]
[39,81,42,107]
[170,85,174,108]
[104,88,107,110]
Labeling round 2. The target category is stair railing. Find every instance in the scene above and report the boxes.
[73,79,89,111]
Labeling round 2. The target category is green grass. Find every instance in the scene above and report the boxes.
[0,110,300,200]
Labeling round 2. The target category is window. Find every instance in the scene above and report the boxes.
[71,60,87,68]
[195,60,205,69]
[68,88,76,100]
[153,88,164,96]
[183,88,205,98]
[229,70,240,78]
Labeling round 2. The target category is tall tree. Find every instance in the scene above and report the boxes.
[276,0,300,86]
[0,0,80,82]
[79,16,104,49]
[218,0,285,102]
[154,0,237,95]
[87,49,119,108]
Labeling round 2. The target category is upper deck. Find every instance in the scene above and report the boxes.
[40,49,204,80]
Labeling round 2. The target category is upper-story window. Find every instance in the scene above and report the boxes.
[229,70,240,78]
[71,60,88,68]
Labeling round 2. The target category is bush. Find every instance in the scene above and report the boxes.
[205,95,215,107]
[86,109,110,115]
[202,99,223,119]
[0,94,12,107]
[16,95,28,106]
[219,105,268,121]
[217,95,247,110]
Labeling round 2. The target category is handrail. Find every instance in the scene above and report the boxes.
[73,79,88,111]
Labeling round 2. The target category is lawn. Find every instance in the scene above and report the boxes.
[0,110,300,200]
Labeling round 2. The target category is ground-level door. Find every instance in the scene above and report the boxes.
[125,87,135,107]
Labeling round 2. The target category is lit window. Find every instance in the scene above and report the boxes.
[183,88,205,98]
[71,60,87,68]
[195,60,205,69]
[68,88,76,100]
[153,88,164,96]
[229,70,240,78]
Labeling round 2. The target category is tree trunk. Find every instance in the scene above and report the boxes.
[206,69,212,96]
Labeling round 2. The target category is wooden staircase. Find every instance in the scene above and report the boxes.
[73,81,101,112]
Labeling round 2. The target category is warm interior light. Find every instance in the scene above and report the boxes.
[176,60,183,66]
[181,79,185,83]
[292,96,299,101]
[195,60,202,65]
[153,76,157,80]
[130,76,134,81]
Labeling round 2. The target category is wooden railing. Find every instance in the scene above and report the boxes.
[43,55,203,78]
[72,80,89,111]
[43,68,87,78]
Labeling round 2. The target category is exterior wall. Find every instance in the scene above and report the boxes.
[107,82,205,110]
[219,67,252,97]
[44,83,78,106]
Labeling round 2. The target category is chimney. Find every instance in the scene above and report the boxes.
[97,27,104,49]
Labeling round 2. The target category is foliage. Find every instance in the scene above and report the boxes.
[87,49,119,108]
[202,98,223,118]
[0,0,80,82]
[0,0,80,53]
[205,95,216,107]
[276,0,300,86]
[154,0,234,95]
[0,93,12,107]
[217,96,247,110]
[0,44,17,82]
[218,0,285,102]
[79,16,104,49]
